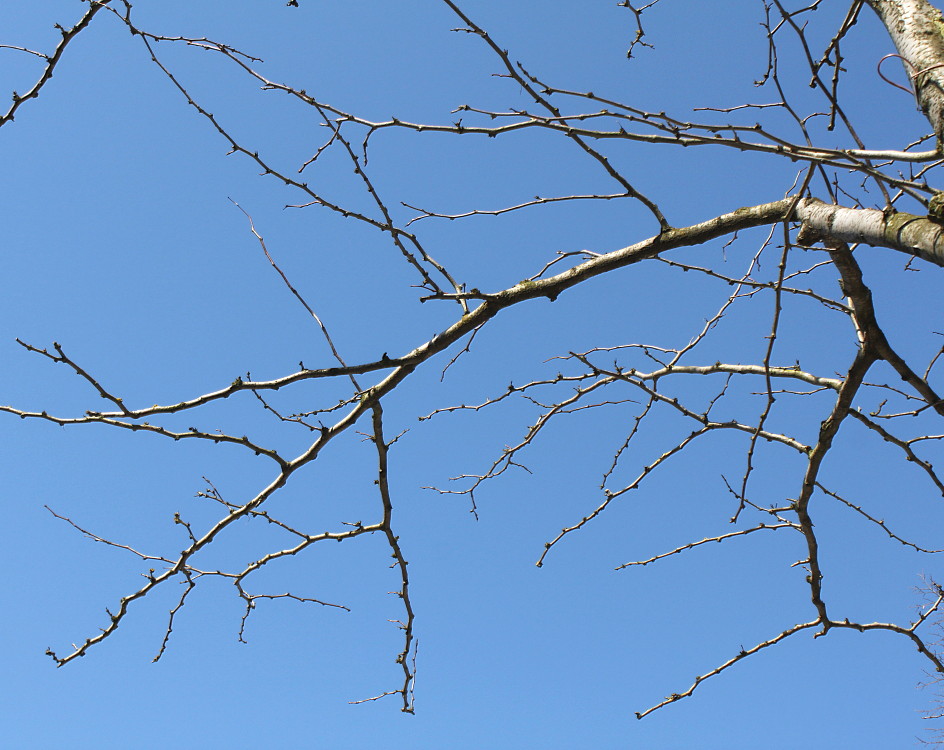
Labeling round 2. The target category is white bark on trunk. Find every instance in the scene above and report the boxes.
[867,0,944,140]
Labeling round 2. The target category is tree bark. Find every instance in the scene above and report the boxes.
[796,198,944,266]
[866,0,944,141]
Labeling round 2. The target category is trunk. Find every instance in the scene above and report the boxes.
[866,0,944,141]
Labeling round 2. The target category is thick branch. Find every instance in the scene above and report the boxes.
[797,199,944,267]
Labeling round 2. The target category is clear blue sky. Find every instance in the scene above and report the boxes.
[2,1,942,747]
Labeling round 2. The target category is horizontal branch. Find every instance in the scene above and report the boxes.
[615,522,799,570]
[797,200,944,267]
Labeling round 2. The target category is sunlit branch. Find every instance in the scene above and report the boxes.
[8,0,944,732]
[634,620,819,719]
[615,522,800,570]
[816,482,944,553]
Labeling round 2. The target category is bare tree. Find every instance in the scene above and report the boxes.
[4,0,944,738]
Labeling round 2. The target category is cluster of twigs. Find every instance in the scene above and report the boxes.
[3,0,944,724]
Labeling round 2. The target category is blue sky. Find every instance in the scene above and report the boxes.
[2,1,943,747]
